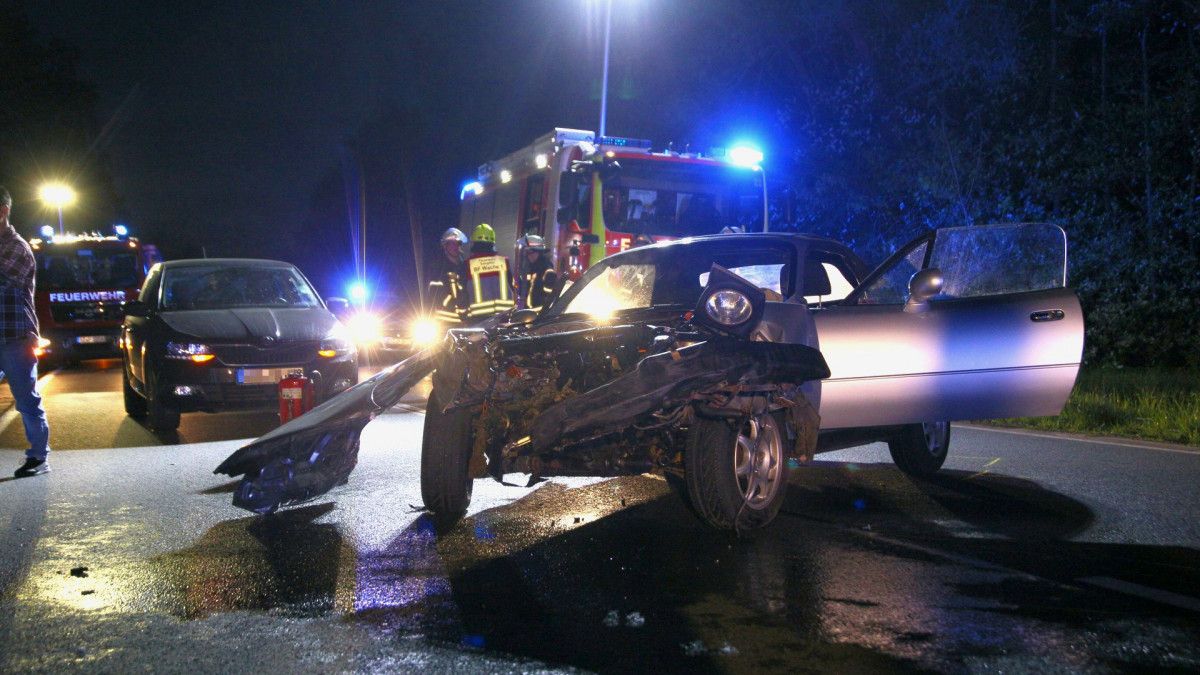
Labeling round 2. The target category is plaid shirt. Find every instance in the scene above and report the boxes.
[0,223,39,343]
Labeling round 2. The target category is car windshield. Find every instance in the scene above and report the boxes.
[550,239,795,319]
[36,248,141,290]
[159,264,321,310]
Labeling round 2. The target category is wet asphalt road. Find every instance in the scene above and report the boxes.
[0,362,1198,673]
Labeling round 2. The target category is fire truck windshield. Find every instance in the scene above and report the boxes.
[587,158,764,238]
[36,248,141,291]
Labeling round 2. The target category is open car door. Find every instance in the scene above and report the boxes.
[810,223,1083,430]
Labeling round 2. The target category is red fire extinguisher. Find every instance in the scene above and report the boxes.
[278,370,313,423]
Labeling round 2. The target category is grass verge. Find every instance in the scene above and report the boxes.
[980,367,1200,446]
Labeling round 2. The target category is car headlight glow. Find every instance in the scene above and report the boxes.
[167,341,215,362]
[346,312,383,345]
[410,317,442,349]
[319,327,355,358]
[34,337,51,357]
[704,289,753,326]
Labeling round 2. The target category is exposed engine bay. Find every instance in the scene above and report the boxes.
[434,316,824,483]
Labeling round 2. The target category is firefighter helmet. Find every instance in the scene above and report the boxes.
[471,223,496,245]
[441,228,467,247]
[521,233,547,251]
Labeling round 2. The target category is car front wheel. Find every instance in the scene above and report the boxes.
[146,381,181,432]
[888,421,950,477]
[685,411,789,532]
[420,387,476,524]
[122,368,146,418]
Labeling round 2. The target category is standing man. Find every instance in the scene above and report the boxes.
[426,228,467,326]
[0,186,51,477]
[464,223,514,323]
[520,234,558,312]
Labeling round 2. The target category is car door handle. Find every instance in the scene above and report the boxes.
[1030,309,1065,322]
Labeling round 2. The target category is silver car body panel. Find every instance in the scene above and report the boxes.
[811,286,1083,429]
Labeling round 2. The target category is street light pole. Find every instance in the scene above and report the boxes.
[599,0,612,138]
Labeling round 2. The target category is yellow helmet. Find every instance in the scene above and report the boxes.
[471,223,496,244]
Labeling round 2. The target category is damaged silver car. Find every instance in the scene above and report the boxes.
[216,223,1083,531]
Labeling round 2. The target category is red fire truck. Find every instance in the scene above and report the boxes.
[31,228,161,365]
[457,128,768,284]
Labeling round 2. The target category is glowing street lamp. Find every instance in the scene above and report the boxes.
[39,183,76,236]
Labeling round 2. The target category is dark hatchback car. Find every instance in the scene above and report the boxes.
[121,259,358,431]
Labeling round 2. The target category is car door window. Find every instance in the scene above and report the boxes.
[930,223,1067,298]
[853,241,930,305]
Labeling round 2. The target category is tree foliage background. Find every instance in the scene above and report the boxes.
[723,0,1199,368]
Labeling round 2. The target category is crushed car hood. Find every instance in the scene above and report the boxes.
[215,323,829,515]
[162,307,337,342]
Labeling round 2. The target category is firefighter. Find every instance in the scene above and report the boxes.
[464,223,514,323]
[520,234,558,312]
[426,228,467,325]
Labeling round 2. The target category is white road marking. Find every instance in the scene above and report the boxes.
[958,423,1199,454]
[848,526,1200,615]
[1077,576,1200,613]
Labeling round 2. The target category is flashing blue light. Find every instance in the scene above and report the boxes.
[40,225,55,239]
[729,145,764,167]
[349,281,369,302]
[460,181,484,200]
[114,224,129,236]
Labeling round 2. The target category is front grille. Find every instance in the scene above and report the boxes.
[211,342,318,366]
[50,301,126,323]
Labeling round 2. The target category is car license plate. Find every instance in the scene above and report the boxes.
[237,368,295,384]
[381,336,409,348]
[75,335,108,344]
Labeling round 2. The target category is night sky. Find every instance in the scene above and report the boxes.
[23,1,780,294]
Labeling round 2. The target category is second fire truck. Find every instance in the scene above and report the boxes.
[31,227,161,365]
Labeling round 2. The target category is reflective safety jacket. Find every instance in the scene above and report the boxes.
[426,257,467,325]
[466,253,515,320]
[523,258,558,312]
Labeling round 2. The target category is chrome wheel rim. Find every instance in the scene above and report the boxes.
[733,415,784,510]
[922,421,948,456]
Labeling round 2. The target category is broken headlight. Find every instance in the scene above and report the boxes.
[704,289,753,326]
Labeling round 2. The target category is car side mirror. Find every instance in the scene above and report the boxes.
[123,300,150,318]
[904,268,944,314]
[326,296,350,317]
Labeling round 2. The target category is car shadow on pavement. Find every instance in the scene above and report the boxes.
[783,461,1095,541]
[153,502,353,620]
[154,468,1200,672]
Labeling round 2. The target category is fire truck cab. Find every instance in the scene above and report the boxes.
[31,230,161,365]
[458,128,767,291]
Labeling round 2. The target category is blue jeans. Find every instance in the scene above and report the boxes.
[0,337,50,460]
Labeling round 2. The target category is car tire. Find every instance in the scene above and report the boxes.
[146,383,181,432]
[123,369,147,418]
[685,411,789,532]
[888,421,951,477]
[420,387,475,523]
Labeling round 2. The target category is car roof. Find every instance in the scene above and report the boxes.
[159,258,297,269]
[634,231,848,250]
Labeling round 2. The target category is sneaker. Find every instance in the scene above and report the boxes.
[14,457,49,477]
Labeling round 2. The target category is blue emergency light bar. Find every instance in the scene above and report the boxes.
[598,136,653,149]
[728,145,764,167]
[460,181,484,200]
